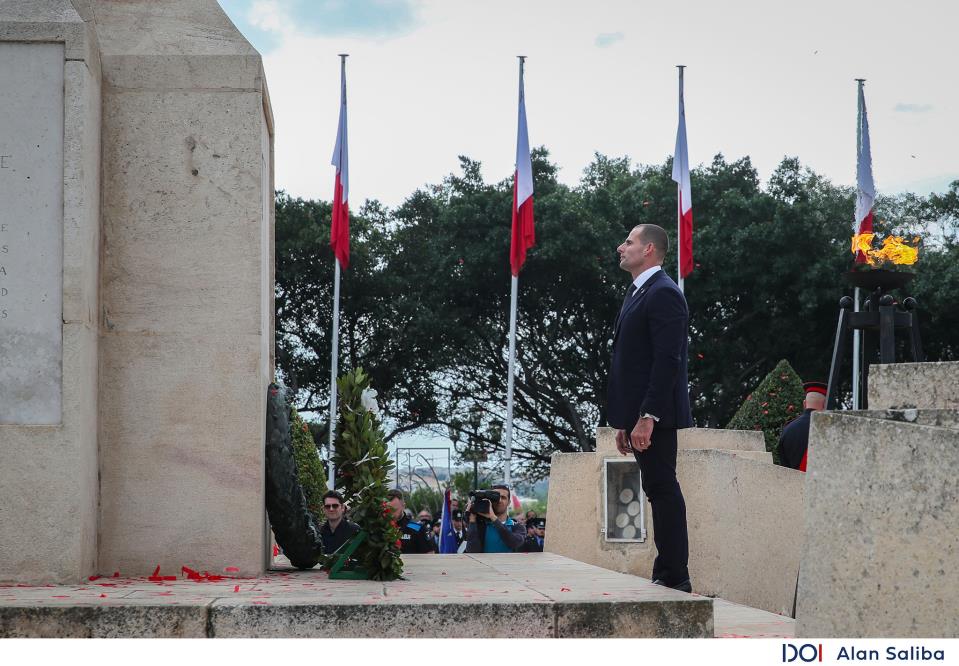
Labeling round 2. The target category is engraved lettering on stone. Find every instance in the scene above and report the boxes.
[0,43,64,424]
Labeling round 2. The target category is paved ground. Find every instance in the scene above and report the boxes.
[0,553,793,638]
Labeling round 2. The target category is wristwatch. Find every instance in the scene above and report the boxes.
[640,413,660,422]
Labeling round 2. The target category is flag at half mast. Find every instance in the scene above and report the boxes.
[854,82,875,264]
[510,59,535,276]
[672,67,693,280]
[330,58,350,269]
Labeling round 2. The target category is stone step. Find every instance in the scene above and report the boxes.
[869,361,959,410]
[678,428,767,452]
[0,553,713,638]
[597,427,767,454]
[858,408,959,430]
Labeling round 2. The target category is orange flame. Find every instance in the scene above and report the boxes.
[851,233,919,267]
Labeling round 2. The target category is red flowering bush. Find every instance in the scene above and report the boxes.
[726,359,805,465]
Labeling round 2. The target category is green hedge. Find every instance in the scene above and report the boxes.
[726,359,805,465]
[290,408,327,518]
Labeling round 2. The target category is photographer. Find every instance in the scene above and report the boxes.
[464,485,525,553]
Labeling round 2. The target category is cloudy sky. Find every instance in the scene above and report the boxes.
[219,0,958,209]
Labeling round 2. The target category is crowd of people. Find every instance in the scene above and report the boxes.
[316,487,547,556]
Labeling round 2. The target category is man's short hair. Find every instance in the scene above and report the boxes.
[386,489,405,503]
[323,490,344,503]
[492,484,511,499]
[635,224,669,260]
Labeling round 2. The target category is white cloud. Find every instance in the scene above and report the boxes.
[248,0,295,36]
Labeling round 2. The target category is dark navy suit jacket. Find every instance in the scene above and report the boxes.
[607,269,693,431]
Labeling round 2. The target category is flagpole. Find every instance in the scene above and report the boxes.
[676,65,686,294]
[328,259,341,489]
[852,78,865,410]
[504,275,519,488]
[328,53,348,490]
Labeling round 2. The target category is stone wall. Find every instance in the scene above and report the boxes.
[0,1,101,584]
[93,0,273,577]
[796,362,959,637]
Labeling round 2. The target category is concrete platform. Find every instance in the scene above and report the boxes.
[0,553,790,638]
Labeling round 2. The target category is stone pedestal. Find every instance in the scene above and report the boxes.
[93,0,274,578]
[0,1,101,584]
[547,427,804,615]
[0,0,274,584]
[796,362,959,637]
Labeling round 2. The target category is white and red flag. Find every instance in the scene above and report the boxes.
[330,58,350,269]
[510,60,535,276]
[854,83,875,264]
[672,67,693,281]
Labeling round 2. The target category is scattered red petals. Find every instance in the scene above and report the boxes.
[88,575,101,582]
[233,585,240,593]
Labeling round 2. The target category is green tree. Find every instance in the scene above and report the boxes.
[275,157,959,481]
[408,486,444,517]
[726,360,806,464]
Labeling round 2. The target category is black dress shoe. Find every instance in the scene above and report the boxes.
[653,578,692,593]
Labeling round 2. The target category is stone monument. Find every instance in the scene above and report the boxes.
[0,0,274,584]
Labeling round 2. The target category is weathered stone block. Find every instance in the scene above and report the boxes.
[870,361,959,410]
[796,411,959,637]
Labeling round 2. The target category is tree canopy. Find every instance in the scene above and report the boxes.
[275,149,959,480]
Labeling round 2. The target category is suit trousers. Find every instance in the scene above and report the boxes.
[632,427,689,585]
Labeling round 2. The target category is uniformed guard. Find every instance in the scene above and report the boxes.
[387,489,435,554]
[778,381,827,471]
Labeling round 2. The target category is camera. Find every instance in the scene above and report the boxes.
[468,489,502,516]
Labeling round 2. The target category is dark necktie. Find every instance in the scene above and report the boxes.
[621,284,637,312]
[614,284,637,333]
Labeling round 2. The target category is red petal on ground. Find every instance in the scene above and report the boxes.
[88,575,101,581]
[560,587,571,592]
[233,585,240,593]
[99,594,107,598]
[112,572,120,578]
[225,567,240,573]
[151,565,161,577]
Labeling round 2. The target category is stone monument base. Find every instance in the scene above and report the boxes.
[0,553,714,638]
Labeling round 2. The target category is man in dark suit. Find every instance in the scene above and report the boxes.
[607,224,694,593]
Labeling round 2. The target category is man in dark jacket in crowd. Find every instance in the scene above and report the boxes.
[318,490,360,554]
